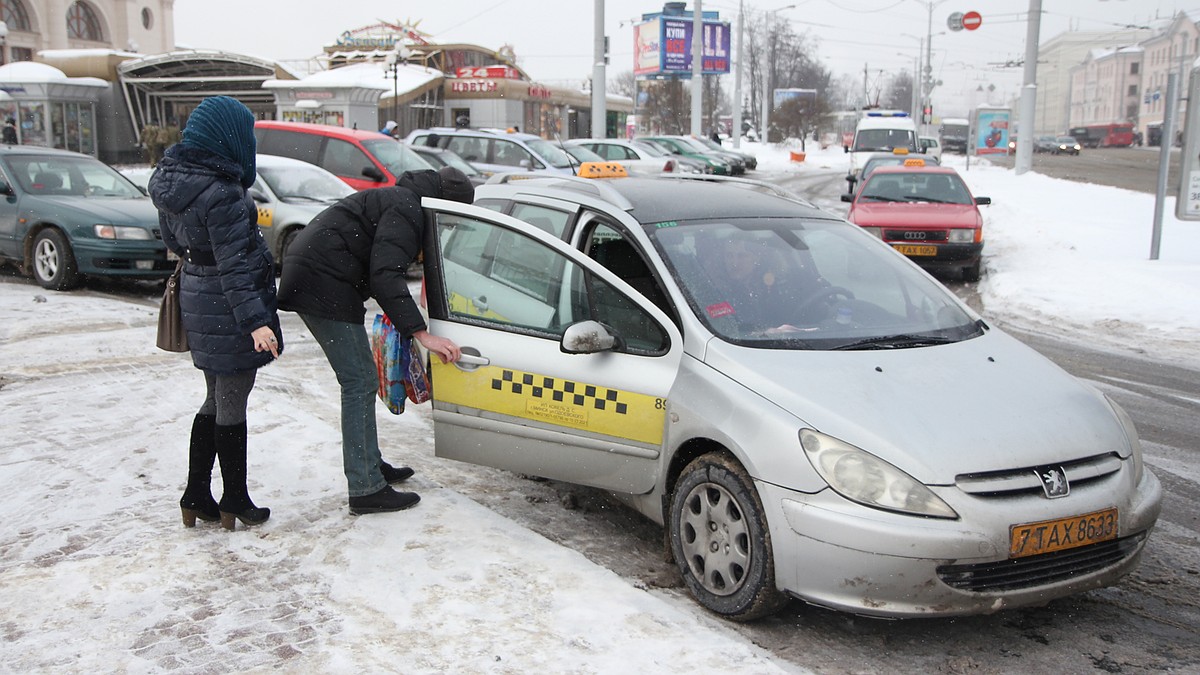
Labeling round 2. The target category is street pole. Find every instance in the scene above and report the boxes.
[1151,72,1177,260]
[1014,0,1042,175]
[691,0,703,137]
[592,0,607,138]
[732,0,743,148]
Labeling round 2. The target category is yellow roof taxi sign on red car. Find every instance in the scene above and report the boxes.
[842,164,990,281]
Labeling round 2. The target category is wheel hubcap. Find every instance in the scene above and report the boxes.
[34,238,59,280]
[678,482,750,596]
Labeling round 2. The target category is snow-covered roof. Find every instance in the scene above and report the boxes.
[0,61,108,87]
[263,61,440,92]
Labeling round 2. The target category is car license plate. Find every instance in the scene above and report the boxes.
[1009,508,1118,558]
[892,244,937,256]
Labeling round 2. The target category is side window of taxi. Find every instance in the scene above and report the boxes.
[509,203,570,238]
[435,213,668,354]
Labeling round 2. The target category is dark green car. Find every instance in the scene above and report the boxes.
[636,136,733,175]
[0,146,171,290]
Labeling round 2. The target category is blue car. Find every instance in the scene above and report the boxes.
[0,146,171,290]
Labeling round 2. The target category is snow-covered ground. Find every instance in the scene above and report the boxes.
[1,139,1197,673]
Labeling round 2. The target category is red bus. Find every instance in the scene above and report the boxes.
[1067,123,1135,148]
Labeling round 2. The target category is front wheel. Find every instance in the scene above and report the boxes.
[962,258,982,282]
[669,453,787,621]
[31,228,81,290]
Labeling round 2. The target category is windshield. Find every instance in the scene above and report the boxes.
[8,155,144,198]
[651,217,980,349]
[565,144,604,163]
[523,138,575,169]
[632,141,669,157]
[258,163,354,203]
[362,139,435,176]
[853,128,917,153]
[859,171,973,205]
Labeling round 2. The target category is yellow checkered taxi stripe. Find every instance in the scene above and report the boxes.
[431,362,665,446]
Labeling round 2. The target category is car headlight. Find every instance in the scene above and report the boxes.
[1104,395,1144,483]
[948,228,975,243]
[800,429,958,519]
[95,225,153,240]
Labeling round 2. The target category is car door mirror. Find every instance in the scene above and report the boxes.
[975,196,991,205]
[0,180,12,196]
[841,193,853,202]
[520,159,532,170]
[249,188,269,203]
[362,166,385,182]
[561,320,620,354]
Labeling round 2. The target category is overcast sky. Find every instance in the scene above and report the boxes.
[174,0,1193,112]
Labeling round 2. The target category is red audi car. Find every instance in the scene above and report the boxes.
[842,165,991,281]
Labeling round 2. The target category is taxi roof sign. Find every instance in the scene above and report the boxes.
[892,147,911,155]
[902,158,926,166]
[578,162,628,179]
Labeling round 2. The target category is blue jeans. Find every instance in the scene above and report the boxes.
[298,314,386,498]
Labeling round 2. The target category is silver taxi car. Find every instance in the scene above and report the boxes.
[416,171,1161,620]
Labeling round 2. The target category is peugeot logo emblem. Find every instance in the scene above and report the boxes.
[903,232,928,240]
[1036,466,1070,499]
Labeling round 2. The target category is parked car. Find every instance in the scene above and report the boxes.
[688,134,758,170]
[917,134,942,161]
[846,151,939,194]
[254,121,434,190]
[569,138,707,175]
[123,153,356,264]
[404,127,576,177]
[667,135,748,174]
[418,172,1160,620]
[1053,135,1082,155]
[636,136,733,175]
[408,144,488,187]
[559,142,609,169]
[0,145,172,290]
[842,164,989,281]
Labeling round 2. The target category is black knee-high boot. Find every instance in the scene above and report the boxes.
[215,422,270,531]
[180,413,220,527]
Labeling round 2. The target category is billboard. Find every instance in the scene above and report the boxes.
[973,107,1011,156]
[773,88,817,110]
[633,16,731,77]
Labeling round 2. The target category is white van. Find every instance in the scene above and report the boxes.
[846,111,918,178]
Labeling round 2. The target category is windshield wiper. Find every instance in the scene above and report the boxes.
[863,196,902,202]
[833,334,955,350]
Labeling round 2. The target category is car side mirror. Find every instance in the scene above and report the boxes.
[561,320,620,354]
[975,196,991,205]
[249,188,269,203]
[840,193,853,203]
[843,145,849,153]
[520,159,532,170]
[0,180,12,196]
[362,166,386,182]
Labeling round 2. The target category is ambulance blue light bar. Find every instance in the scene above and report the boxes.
[865,111,910,117]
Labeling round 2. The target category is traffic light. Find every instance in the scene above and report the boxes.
[922,104,933,124]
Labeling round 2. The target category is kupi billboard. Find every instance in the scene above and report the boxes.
[634,16,731,77]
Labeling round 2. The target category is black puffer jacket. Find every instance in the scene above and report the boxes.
[149,144,282,373]
[277,170,445,336]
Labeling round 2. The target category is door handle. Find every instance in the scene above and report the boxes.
[472,295,488,312]
[458,353,490,366]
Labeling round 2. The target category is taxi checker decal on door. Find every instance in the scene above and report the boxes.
[430,360,666,446]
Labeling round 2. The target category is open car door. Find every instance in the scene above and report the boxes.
[419,198,683,495]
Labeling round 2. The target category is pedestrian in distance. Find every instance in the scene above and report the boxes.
[380,120,398,137]
[148,95,284,532]
[276,167,472,516]
[3,117,17,145]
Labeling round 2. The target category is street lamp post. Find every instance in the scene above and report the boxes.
[383,44,412,133]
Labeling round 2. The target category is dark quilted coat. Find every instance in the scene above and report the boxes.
[276,170,446,337]
[149,143,282,373]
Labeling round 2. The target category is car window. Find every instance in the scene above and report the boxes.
[492,140,533,168]
[323,138,373,179]
[258,163,353,203]
[509,203,571,238]
[446,137,485,163]
[436,213,667,353]
[584,223,675,337]
[258,130,322,165]
[362,138,434,176]
[652,217,978,348]
[523,138,574,169]
[9,155,141,198]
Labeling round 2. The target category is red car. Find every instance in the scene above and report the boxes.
[841,165,991,281]
[253,121,433,191]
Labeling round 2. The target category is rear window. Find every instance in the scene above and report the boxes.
[361,139,435,177]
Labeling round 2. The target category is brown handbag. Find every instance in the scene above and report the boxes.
[156,259,189,352]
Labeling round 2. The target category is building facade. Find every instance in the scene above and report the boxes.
[1034,27,1154,136]
[1137,12,1200,146]
[1068,46,1143,130]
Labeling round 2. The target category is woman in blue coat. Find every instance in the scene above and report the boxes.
[148,96,282,531]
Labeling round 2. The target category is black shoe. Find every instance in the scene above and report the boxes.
[348,486,421,515]
[380,461,415,484]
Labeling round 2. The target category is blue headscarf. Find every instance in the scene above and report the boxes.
[181,96,257,189]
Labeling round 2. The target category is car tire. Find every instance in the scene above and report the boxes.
[962,258,982,282]
[278,226,301,265]
[669,452,787,621]
[31,228,81,290]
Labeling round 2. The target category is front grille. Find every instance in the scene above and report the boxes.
[956,453,1123,497]
[884,229,947,242]
[937,533,1145,592]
